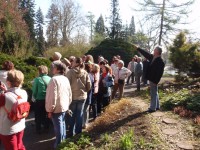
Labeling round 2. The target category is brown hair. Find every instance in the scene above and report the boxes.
[7,70,24,87]
[2,61,14,71]
[53,62,66,75]
[75,57,85,69]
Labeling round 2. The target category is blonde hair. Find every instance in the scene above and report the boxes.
[92,64,100,73]
[38,65,48,74]
[7,70,24,87]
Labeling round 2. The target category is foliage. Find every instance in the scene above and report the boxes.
[109,0,122,39]
[35,7,45,55]
[86,39,138,66]
[95,15,105,36]
[0,0,32,56]
[86,12,95,42]
[118,129,135,150]
[136,0,194,46]
[169,32,200,76]
[0,53,50,100]
[58,133,91,150]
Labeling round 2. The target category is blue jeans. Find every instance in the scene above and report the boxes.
[69,100,85,136]
[82,103,90,127]
[149,81,160,110]
[51,112,66,149]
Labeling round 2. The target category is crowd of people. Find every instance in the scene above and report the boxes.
[0,45,165,149]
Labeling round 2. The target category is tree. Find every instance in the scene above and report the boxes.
[19,0,36,41]
[109,0,122,39]
[53,0,85,46]
[0,0,29,55]
[46,3,59,47]
[169,31,200,76]
[95,15,105,36]
[136,0,194,46]
[129,16,135,37]
[86,12,95,42]
[35,7,45,55]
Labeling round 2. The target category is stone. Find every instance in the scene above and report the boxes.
[162,128,178,135]
[162,118,178,124]
[151,112,165,117]
[177,141,194,150]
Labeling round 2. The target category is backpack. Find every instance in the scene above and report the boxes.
[4,92,30,122]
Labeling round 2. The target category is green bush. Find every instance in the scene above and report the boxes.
[86,39,138,66]
[0,53,51,101]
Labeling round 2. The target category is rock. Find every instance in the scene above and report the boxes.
[162,128,178,135]
[177,141,194,150]
[151,112,165,117]
[162,118,178,124]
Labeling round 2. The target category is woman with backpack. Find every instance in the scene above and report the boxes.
[32,65,51,134]
[0,70,28,150]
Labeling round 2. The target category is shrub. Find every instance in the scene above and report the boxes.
[118,129,135,150]
[86,39,138,66]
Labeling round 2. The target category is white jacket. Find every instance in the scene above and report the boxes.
[113,67,131,83]
[45,75,72,113]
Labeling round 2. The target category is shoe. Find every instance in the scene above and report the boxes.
[146,109,156,113]
[156,108,160,111]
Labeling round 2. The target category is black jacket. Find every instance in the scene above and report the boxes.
[137,48,165,84]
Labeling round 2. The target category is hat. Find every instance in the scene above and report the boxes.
[63,58,71,66]
[54,52,62,60]
[85,60,93,65]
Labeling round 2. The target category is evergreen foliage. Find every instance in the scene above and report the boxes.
[86,39,138,66]
[169,32,200,76]
[35,7,45,55]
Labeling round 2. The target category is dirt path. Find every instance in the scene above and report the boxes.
[0,83,199,150]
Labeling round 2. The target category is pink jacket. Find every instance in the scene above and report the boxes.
[93,72,100,94]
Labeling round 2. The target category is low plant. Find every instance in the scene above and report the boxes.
[118,129,135,150]
[100,133,112,144]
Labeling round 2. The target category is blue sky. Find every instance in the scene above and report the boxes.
[34,0,200,39]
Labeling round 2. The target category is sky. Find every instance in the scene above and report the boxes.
[34,0,200,40]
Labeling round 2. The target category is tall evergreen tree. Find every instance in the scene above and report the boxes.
[46,4,59,47]
[109,0,122,39]
[86,12,95,42]
[95,15,105,36]
[35,7,45,55]
[129,16,135,36]
[19,0,35,41]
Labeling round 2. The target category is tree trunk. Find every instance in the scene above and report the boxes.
[158,0,165,45]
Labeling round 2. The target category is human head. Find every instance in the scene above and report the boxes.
[118,60,124,69]
[7,70,24,88]
[137,57,142,62]
[154,46,162,56]
[2,61,14,71]
[102,65,110,74]
[82,55,86,62]
[62,58,71,67]
[52,62,66,75]
[86,55,94,63]
[69,56,75,63]
[53,52,62,61]
[92,64,100,74]
[72,57,85,69]
[38,65,48,75]
[116,55,121,60]
[98,56,104,63]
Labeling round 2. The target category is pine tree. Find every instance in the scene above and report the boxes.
[35,7,45,55]
[129,16,135,36]
[109,0,122,39]
[19,0,35,41]
[95,15,105,36]
[46,4,59,47]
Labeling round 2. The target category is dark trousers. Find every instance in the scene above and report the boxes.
[135,75,142,91]
[102,96,110,108]
[97,93,103,114]
[34,100,50,132]
[112,83,125,99]
[127,72,135,84]
[91,94,97,119]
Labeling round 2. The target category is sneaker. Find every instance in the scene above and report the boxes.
[146,109,156,113]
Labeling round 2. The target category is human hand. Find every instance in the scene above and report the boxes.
[48,112,52,118]
[132,44,138,50]
[0,82,7,92]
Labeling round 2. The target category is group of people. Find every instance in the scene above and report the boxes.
[0,45,165,150]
